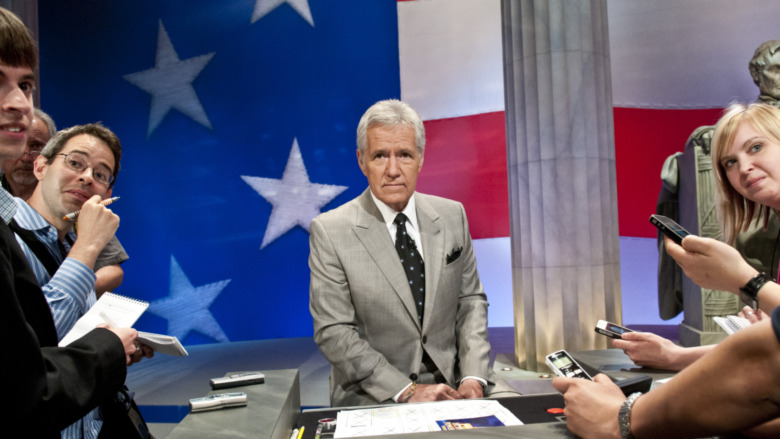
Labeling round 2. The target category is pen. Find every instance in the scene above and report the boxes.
[296,426,304,439]
[314,423,323,439]
[63,196,120,221]
[289,428,299,439]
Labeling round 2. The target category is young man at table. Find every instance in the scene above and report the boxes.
[0,6,138,437]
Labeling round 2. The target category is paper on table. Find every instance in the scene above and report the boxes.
[334,399,522,437]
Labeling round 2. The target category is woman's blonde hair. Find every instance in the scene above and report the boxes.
[711,102,780,244]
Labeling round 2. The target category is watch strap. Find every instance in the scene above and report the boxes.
[618,392,642,439]
[740,272,769,307]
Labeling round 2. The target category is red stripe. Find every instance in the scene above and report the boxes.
[417,111,509,240]
[417,107,725,240]
[614,107,723,237]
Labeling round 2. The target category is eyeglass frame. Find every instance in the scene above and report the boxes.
[54,152,115,187]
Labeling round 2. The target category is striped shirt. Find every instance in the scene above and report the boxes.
[12,198,100,439]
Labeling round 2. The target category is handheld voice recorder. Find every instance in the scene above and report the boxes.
[595,320,634,339]
[545,350,593,380]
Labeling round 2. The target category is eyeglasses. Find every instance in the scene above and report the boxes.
[56,153,115,186]
[21,150,40,159]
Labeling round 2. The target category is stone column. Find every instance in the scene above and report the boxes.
[501,0,621,370]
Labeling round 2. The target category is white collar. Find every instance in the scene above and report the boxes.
[369,190,419,233]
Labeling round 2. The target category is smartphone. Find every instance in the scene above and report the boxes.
[649,214,690,244]
[595,320,634,339]
[545,350,593,380]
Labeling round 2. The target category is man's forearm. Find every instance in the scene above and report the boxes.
[630,321,780,438]
[94,264,123,296]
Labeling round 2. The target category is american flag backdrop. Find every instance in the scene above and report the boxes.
[36,0,780,345]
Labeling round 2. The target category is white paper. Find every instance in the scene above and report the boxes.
[334,400,522,438]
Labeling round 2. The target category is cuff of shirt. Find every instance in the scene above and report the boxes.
[460,376,487,389]
[393,382,414,403]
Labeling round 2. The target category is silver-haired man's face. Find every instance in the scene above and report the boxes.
[357,124,422,212]
[2,116,49,188]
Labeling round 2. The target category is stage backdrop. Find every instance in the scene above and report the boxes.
[37,0,780,346]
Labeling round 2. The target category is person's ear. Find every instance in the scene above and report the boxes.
[32,155,48,181]
[357,149,368,177]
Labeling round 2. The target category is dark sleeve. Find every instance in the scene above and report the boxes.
[772,306,780,344]
[0,223,126,436]
[93,236,129,271]
[34,328,127,432]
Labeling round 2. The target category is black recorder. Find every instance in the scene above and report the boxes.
[595,320,634,339]
[649,214,690,245]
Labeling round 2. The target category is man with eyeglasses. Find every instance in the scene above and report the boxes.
[0,6,138,436]
[10,122,150,438]
[2,109,129,297]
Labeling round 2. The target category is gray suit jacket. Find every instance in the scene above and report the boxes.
[309,189,494,407]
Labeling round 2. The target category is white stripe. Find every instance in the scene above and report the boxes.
[609,0,780,108]
[399,0,780,113]
[398,0,504,121]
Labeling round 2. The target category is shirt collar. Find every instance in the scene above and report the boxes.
[13,197,55,232]
[0,187,16,225]
[369,190,419,233]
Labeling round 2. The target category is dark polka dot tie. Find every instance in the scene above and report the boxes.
[394,213,425,324]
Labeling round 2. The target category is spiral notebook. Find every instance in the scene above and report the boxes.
[59,292,187,356]
[713,315,751,336]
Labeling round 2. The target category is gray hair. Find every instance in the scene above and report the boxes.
[33,108,56,139]
[356,99,425,164]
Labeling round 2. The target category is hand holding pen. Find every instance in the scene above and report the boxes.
[65,195,120,270]
[63,196,119,221]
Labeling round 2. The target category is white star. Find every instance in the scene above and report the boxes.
[147,255,231,343]
[251,0,314,26]
[123,20,215,136]
[241,138,347,249]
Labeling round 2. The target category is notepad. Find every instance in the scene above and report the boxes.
[713,315,751,335]
[59,292,188,356]
[138,331,188,356]
[59,292,148,347]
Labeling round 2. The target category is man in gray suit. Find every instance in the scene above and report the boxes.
[309,99,497,407]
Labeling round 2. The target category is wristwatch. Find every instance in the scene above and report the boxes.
[618,392,641,439]
[740,272,769,309]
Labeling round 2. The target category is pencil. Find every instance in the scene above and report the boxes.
[63,196,120,221]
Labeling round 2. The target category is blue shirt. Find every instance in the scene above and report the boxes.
[12,198,101,439]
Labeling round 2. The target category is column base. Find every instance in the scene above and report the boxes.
[678,322,727,347]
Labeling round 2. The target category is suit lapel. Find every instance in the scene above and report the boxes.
[416,194,443,333]
[352,190,420,326]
